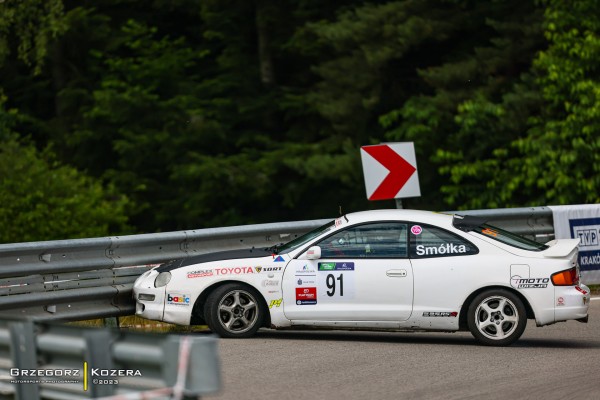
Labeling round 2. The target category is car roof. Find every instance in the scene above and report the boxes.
[343,209,454,227]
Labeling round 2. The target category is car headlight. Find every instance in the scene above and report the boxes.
[154,272,171,288]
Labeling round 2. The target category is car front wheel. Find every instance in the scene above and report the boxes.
[467,289,527,346]
[204,283,263,338]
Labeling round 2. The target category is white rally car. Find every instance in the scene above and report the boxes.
[133,210,590,346]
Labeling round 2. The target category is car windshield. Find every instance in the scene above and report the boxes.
[471,223,549,251]
[274,220,336,254]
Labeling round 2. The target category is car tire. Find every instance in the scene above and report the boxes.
[204,283,264,338]
[467,289,527,346]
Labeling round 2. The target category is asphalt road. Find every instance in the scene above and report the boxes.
[206,298,600,400]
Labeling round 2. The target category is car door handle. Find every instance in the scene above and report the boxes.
[386,269,407,277]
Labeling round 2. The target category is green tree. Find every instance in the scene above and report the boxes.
[0,97,130,243]
[437,0,600,208]
[0,0,66,74]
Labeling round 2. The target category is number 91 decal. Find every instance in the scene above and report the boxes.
[317,262,355,300]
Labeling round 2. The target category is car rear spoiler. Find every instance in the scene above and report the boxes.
[452,214,488,232]
[541,238,580,258]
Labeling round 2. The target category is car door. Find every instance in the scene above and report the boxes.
[282,222,413,321]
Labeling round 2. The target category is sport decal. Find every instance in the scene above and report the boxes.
[296,287,317,305]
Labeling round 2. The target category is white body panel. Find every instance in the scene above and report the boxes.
[133,209,590,337]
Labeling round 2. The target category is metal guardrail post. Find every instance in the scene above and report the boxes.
[163,335,221,398]
[1,319,222,400]
[8,321,39,400]
[83,330,115,398]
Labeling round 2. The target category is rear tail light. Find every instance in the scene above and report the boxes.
[551,267,579,286]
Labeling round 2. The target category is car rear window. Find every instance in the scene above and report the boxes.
[471,224,549,251]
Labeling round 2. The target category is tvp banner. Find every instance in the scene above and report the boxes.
[549,204,600,285]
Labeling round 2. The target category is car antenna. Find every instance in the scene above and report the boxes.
[339,205,349,222]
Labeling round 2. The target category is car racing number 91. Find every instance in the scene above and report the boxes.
[317,262,355,301]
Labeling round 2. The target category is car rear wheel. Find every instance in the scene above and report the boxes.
[204,283,263,338]
[467,289,527,346]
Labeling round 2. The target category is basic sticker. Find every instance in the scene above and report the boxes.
[166,293,190,306]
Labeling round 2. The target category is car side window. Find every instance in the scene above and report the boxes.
[409,224,478,258]
[317,223,408,258]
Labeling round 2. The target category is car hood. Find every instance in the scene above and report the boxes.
[155,248,273,273]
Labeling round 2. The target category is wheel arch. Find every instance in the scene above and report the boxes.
[190,280,271,327]
[458,285,535,331]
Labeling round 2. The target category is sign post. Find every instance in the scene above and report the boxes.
[360,142,420,207]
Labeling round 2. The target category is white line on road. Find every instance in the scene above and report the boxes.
[591,297,600,301]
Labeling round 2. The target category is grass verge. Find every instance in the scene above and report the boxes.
[71,316,209,333]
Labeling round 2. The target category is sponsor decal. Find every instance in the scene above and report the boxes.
[215,267,254,275]
[318,262,354,271]
[575,286,588,295]
[269,299,283,308]
[422,312,458,317]
[255,267,262,273]
[411,225,422,235]
[262,266,283,272]
[261,279,279,287]
[335,218,343,227]
[273,255,285,262]
[296,264,316,275]
[569,217,600,271]
[415,243,467,256]
[187,269,213,278]
[482,228,498,237]
[296,287,317,305]
[510,275,549,289]
[296,277,316,286]
[167,294,190,306]
[557,297,565,307]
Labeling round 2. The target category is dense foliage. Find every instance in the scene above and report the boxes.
[0,0,597,242]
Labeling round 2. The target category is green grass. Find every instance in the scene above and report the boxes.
[70,316,209,333]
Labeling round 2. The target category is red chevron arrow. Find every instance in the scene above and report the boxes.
[362,145,416,200]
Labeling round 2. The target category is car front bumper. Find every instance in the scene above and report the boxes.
[133,269,166,321]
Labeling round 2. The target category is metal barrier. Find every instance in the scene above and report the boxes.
[0,318,220,400]
[0,207,555,321]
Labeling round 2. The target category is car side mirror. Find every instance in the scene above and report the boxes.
[306,246,321,260]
